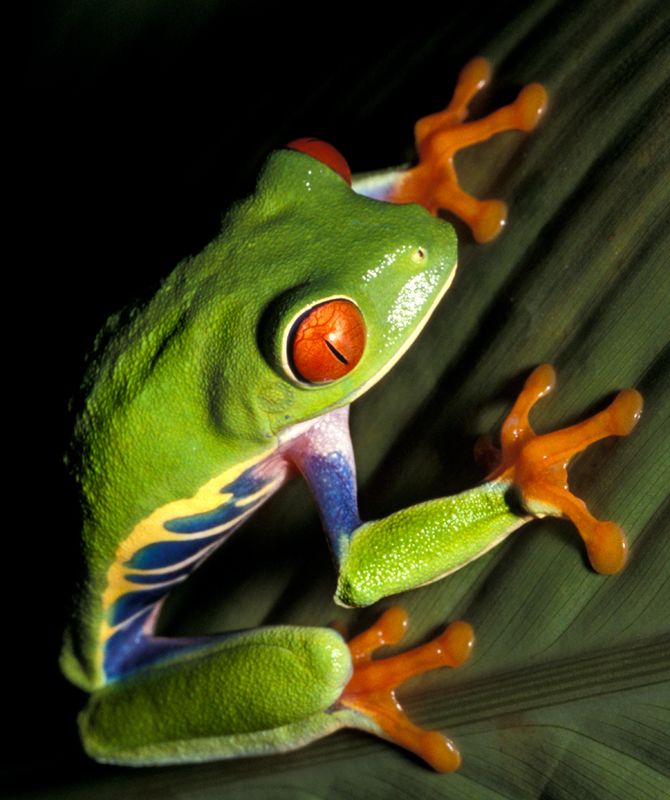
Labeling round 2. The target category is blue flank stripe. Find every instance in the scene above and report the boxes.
[104,607,154,679]
[164,497,253,534]
[225,470,268,500]
[109,585,172,627]
[164,472,268,534]
[125,562,194,584]
[124,532,222,570]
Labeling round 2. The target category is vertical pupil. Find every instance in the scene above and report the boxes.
[324,338,349,364]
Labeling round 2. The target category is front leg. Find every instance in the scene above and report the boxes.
[288,408,529,606]
[287,366,642,608]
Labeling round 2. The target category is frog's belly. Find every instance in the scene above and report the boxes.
[99,453,291,680]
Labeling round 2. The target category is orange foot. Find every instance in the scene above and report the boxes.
[391,57,548,242]
[338,607,474,772]
[486,364,643,573]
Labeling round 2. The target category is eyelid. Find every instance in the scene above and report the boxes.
[285,138,353,185]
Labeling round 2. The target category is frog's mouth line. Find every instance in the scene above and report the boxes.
[351,259,458,402]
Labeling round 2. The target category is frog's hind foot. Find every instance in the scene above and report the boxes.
[488,364,643,574]
[391,57,547,243]
[338,607,474,772]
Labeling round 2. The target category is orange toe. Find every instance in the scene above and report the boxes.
[339,608,474,772]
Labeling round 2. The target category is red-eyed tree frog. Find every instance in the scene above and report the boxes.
[62,59,643,772]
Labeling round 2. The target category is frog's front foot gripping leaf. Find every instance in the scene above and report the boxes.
[485,364,643,573]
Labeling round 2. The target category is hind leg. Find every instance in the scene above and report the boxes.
[82,611,472,771]
[81,625,352,764]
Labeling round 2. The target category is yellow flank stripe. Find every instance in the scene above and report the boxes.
[97,449,275,669]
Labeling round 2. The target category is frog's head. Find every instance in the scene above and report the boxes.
[197,142,458,441]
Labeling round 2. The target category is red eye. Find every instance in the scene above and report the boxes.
[289,299,366,384]
[285,138,352,185]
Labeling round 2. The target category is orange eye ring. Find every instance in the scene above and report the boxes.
[288,299,366,384]
[285,138,352,185]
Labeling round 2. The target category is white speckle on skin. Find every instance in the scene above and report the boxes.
[304,168,314,191]
[383,268,442,347]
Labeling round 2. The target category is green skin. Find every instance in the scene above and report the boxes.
[63,150,531,764]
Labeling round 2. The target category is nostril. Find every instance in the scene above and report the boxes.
[411,247,427,263]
